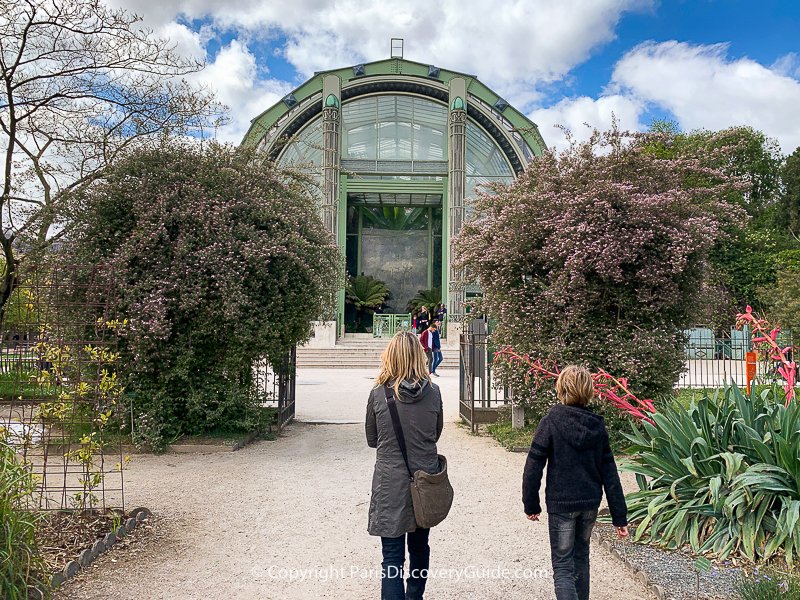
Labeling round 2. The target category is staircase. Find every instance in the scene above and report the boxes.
[297,334,460,369]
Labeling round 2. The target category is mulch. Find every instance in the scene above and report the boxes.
[37,509,126,572]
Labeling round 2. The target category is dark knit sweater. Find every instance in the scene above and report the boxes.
[522,404,628,527]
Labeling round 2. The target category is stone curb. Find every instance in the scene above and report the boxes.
[47,507,152,592]
[590,530,676,600]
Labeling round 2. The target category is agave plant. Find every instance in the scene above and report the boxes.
[621,384,800,561]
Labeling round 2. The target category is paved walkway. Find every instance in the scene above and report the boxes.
[57,369,649,600]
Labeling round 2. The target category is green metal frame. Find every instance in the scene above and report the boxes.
[241,58,546,160]
[372,313,413,338]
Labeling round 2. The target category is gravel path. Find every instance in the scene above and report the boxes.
[594,523,742,600]
[56,369,650,600]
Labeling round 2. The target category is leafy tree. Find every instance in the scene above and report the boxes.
[647,122,790,314]
[61,142,340,447]
[455,127,744,401]
[782,147,800,237]
[0,0,223,322]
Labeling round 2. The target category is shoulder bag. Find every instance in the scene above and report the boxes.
[384,384,454,528]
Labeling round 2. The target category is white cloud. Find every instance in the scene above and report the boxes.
[529,94,645,152]
[191,40,291,142]
[771,52,800,78]
[155,21,206,60]
[611,41,800,153]
[114,0,653,94]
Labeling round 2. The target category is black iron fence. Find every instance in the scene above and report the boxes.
[459,326,508,433]
[254,347,297,431]
[457,324,796,431]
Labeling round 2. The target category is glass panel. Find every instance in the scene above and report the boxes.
[343,96,378,159]
[346,235,358,276]
[431,207,443,235]
[412,97,447,161]
[432,234,442,292]
[276,118,323,169]
[342,95,448,161]
[377,96,412,160]
[466,122,513,178]
[346,205,359,235]
[359,206,430,231]
[466,175,515,198]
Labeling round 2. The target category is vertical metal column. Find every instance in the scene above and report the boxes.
[448,78,468,318]
[321,75,342,242]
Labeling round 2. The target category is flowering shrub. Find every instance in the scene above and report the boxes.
[455,127,747,402]
[494,348,656,423]
[63,142,341,446]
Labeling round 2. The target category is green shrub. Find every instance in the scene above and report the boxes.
[0,433,49,598]
[62,143,341,448]
[736,568,800,599]
[623,384,800,561]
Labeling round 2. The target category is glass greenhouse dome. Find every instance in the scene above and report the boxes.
[242,56,545,336]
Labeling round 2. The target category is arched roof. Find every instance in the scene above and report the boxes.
[241,57,546,175]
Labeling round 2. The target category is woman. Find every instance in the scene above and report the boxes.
[366,331,444,600]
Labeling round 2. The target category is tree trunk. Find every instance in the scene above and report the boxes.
[0,238,19,329]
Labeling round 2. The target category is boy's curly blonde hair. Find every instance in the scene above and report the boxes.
[555,365,595,407]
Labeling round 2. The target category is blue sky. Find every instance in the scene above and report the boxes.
[117,0,800,151]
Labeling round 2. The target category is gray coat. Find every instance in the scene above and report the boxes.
[366,379,444,537]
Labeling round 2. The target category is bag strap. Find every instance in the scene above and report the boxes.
[384,384,414,480]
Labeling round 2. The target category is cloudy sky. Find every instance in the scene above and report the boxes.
[111,0,800,153]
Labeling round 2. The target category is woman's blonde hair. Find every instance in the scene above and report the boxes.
[375,331,431,397]
[555,365,595,407]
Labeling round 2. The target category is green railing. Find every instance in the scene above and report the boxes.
[372,314,413,338]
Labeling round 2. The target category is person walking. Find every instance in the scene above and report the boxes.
[522,365,629,600]
[419,322,435,373]
[365,331,444,600]
[430,322,443,377]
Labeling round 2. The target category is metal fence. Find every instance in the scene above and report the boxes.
[459,323,508,433]
[0,265,126,511]
[254,347,297,431]
[677,326,794,390]
[372,313,413,338]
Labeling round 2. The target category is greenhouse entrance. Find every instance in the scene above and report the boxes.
[344,182,445,319]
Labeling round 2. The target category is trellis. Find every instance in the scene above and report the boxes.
[0,264,125,511]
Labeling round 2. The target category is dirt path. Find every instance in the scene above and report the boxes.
[57,369,649,600]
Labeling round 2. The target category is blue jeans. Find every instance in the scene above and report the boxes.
[431,350,443,373]
[380,528,430,600]
[548,510,597,600]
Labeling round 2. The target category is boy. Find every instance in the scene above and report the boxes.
[522,365,629,600]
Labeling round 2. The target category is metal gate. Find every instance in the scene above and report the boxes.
[255,346,297,432]
[459,321,508,432]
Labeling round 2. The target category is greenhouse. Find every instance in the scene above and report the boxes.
[242,54,546,336]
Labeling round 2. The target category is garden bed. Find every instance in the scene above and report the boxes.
[35,507,153,595]
[594,522,743,600]
[38,510,127,573]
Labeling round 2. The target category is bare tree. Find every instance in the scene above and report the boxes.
[0,0,224,319]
